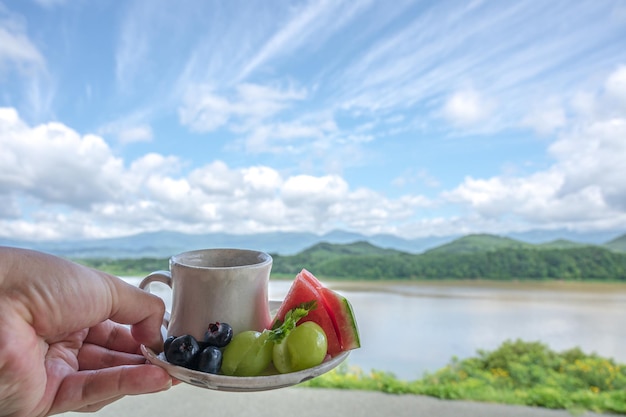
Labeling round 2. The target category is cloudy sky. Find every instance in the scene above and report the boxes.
[1,0,626,242]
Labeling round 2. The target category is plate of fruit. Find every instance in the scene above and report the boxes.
[142,269,360,392]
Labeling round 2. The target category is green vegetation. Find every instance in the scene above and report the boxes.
[79,257,169,276]
[75,235,626,281]
[271,239,626,281]
[538,239,589,250]
[607,234,626,253]
[424,234,532,254]
[301,340,626,414]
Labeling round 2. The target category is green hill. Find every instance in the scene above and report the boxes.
[605,233,626,252]
[76,235,626,281]
[271,241,403,276]
[305,240,401,256]
[423,234,531,255]
[271,239,626,281]
[538,239,590,249]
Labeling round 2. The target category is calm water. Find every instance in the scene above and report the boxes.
[127,278,626,381]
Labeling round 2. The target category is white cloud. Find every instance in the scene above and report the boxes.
[442,89,494,127]
[0,6,55,121]
[566,65,626,124]
[443,66,626,232]
[282,175,349,205]
[0,107,432,240]
[179,85,231,132]
[0,193,20,218]
[0,17,44,70]
[522,97,566,135]
[179,82,306,133]
[551,117,626,210]
[605,65,626,109]
[333,0,625,142]
[393,168,441,188]
[98,110,155,144]
[236,0,372,81]
[188,161,242,196]
[243,119,334,154]
[242,166,283,197]
[0,108,125,208]
[117,125,153,143]
[114,1,154,91]
[328,188,432,232]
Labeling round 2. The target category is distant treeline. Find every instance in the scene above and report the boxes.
[272,246,626,280]
[81,257,169,277]
[77,239,626,281]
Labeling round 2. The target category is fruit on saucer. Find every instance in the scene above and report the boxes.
[161,268,360,377]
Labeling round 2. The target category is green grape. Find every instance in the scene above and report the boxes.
[273,321,327,374]
[221,330,273,376]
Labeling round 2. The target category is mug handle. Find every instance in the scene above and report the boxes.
[139,271,172,339]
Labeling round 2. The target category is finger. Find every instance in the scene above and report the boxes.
[2,248,164,351]
[84,320,141,354]
[71,395,125,413]
[105,276,166,351]
[49,364,172,415]
[77,343,147,370]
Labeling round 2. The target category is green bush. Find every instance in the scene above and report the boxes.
[300,340,626,414]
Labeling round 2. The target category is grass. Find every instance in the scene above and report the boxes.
[300,339,626,415]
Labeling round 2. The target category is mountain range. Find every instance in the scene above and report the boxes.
[1,228,625,259]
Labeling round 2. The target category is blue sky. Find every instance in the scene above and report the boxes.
[1,0,626,241]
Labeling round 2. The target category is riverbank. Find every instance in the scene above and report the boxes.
[321,279,626,309]
[302,339,626,414]
[322,278,626,294]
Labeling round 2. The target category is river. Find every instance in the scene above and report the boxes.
[126,277,626,381]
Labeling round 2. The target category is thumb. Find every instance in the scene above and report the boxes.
[106,276,166,352]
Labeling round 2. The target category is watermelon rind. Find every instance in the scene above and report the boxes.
[320,287,360,351]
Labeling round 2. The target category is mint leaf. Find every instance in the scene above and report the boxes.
[268,300,317,343]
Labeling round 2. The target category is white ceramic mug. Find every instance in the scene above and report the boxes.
[139,248,273,341]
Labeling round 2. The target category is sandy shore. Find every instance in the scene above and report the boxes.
[60,385,614,417]
[325,279,626,293]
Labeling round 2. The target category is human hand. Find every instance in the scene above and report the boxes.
[0,247,174,416]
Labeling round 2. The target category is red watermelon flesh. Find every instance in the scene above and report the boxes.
[272,273,342,356]
[298,269,360,352]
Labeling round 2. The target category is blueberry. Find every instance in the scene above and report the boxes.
[165,335,199,367]
[203,322,233,348]
[163,335,176,353]
[197,346,222,374]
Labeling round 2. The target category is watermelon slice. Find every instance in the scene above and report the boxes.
[272,272,342,356]
[319,287,361,351]
[272,269,360,356]
[298,269,360,352]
